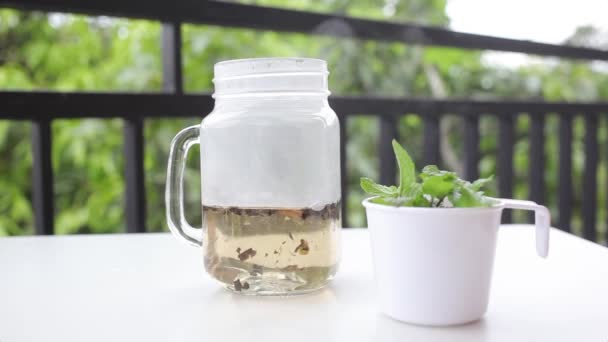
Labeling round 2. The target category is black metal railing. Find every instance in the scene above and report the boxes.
[1,0,608,242]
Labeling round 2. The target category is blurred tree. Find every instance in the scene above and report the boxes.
[565,25,608,49]
[0,1,607,243]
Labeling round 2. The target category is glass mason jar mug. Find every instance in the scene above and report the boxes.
[166,58,341,295]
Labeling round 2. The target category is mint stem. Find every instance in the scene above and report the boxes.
[436,197,445,207]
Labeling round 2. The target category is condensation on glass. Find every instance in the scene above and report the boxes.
[166,58,341,295]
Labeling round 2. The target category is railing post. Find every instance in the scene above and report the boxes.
[162,21,183,94]
[528,113,545,222]
[378,115,398,186]
[582,114,598,241]
[498,114,515,223]
[422,112,440,166]
[124,116,146,233]
[122,21,183,233]
[463,113,479,181]
[32,119,54,235]
[558,114,573,232]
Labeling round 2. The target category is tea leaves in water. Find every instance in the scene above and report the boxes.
[203,202,340,295]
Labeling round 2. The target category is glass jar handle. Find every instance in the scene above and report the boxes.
[165,125,203,247]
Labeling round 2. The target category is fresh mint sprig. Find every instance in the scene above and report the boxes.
[360,140,495,208]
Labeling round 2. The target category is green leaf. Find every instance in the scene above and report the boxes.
[419,165,442,177]
[413,195,432,207]
[360,177,399,197]
[392,139,416,195]
[420,165,457,179]
[403,182,422,197]
[402,183,432,207]
[471,175,494,191]
[450,186,493,208]
[362,137,494,209]
[420,166,457,200]
[422,175,455,200]
[370,197,408,206]
[450,187,477,207]
[369,183,424,207]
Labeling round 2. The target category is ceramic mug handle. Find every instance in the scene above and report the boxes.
[499,199,550,258]
[165,125,203,247]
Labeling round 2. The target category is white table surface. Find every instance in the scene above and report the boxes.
[1,225,607,342]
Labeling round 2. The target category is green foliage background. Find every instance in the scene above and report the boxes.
[1,1,607,243]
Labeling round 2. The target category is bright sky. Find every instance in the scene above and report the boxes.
[446,0,608,66]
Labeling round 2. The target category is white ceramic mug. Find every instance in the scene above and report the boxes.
[362,198,549,326]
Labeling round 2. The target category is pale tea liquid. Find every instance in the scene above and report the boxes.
[203,203,341,295]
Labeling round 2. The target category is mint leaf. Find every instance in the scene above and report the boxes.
[360,177,399,197]
[420,166,457,200]
[450,183,494,208]
[450,186,481,207]
[370,197,408,206]
[420,165,457,180]
[420,165,444,177]
[360,141,495,208]
[392,139,416,196]
[369,183,426,207]
[471,176,494,191]
[422,175,455,200]
[413,193,432,207]
[402,182,422,201]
